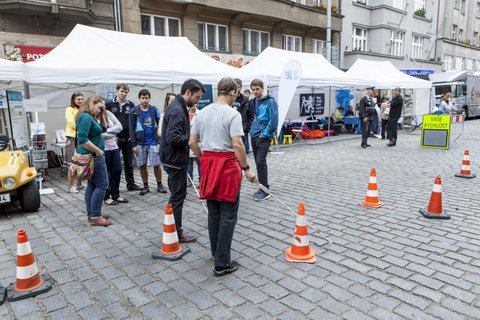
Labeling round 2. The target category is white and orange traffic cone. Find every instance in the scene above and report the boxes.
[455,150,476,179]
[419,176,450,220]
[6,229,52,302]
[285,203,316,263]
[361,168,383,208]
[152,203,190,261]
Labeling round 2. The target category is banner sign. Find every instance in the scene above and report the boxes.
[15,45,52,62]
[197,84,213,110]
[6,90,30,148]
[299,93,325,116]
[23,99,48,112]
[420,114,451,149]
[277,60,302,136]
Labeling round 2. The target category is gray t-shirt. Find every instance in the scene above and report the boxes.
[191,103,244,152]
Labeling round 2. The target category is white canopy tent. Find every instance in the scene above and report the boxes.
[25,24,240,84]
[346,59,432,89]
[428,70,467,83]
[237,47,371,87]
[0,59,25,81]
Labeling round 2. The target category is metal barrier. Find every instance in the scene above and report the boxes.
[451,114,464,143]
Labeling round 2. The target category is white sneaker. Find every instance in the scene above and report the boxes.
[68,187,79,194]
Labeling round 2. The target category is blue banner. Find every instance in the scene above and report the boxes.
[197,84,213,110]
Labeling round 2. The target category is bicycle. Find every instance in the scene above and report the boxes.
[399,114,422,133]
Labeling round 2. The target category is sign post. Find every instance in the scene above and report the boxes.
[420,115,451,149]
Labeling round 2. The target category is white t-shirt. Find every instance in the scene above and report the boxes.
[191,103,244,152]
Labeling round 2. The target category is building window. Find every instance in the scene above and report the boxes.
[352,27,368,51]
[313,39,326,55]
[444,54,454,71]
[141,14,180,37]
[475,60,480,71]
[283,35,302,52]
[411,36,423,59]
[243,29,269,55]
[390,31,404,56]
[393,0,406,10]
[414,0,425,10]
[293,0,306,4]
[477,2,480,17]
[198,22,228,52]
[461,0,466,15]
[354,0,368,4]
[467,58,474,71]
[474,32,479,45]
[452,25,458,39]
[455,57,464,70]
[454,0,460,9]
[458,29,464,41]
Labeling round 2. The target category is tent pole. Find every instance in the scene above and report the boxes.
[327,86,332,142]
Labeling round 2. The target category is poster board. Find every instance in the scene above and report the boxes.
[299,93,325,116]
[6,90,29,148]
[197,84,213,110]
[420,115,451,149]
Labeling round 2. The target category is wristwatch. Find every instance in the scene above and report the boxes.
[241,165,250,171]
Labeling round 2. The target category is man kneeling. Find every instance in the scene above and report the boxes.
[189,77,256,276]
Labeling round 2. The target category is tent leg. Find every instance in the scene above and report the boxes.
[327,86,332,143]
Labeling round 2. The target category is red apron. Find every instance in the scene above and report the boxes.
[199,151,242,203]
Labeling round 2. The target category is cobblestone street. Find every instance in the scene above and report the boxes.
[1,121,480,320]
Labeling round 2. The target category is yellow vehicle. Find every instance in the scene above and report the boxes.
[0,134,41,212]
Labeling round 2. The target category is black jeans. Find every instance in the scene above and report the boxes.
[242,134,250,154]
[386,117,399,141]
[207,196,240,267]
[361,119,373,146]
[381,119,389,139]
[164,165,187,236]
[187,157,201,181]
[251,136,270,189]
[117,138,135,188]
[104,149,122,200]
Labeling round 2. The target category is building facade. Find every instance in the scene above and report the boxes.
[436,0,480,72]
[341,0,443,76]
[0,0,115,61]
[122,0,343,67]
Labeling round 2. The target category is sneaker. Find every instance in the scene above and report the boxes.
[127,184,141,191]
[214,260,240,277]
[157,184,167,194]
[252,189,261,197]
[255,190,271,202]
[77,183,86,190]
[140,187,150,196]
[68,187,79,194]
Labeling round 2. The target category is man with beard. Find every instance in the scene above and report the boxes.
[160,79,205,243]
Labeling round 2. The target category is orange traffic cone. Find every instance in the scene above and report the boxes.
[285,203,316,263]
[6,229,52,302]
[420,176,450,220]
[455,150,476,179]
[361,168,383,208]
[152,203,190,261]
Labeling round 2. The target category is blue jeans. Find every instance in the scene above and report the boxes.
[104,149,121,200]
[85,156,108,220]
[242,134,250,154]
[187,157,201,181]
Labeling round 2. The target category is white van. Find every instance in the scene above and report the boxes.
[429,71,480,118]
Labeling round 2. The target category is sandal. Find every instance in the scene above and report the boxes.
[104,199,118,205]
[115,197,129,203]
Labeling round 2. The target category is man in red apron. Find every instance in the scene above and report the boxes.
[189,77,256,276]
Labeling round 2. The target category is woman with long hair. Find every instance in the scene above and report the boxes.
[440,92,457,114]
[75,96,112,226]
[65,92,85,193]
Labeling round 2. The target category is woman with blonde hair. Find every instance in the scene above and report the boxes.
[75,96,112,226]
[440,92,457,113]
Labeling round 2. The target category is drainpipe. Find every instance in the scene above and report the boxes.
[326,0,332,63]
[113,0,122,32]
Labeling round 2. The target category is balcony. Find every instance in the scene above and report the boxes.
[0,0,96,22]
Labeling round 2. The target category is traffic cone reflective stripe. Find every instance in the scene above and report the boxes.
[455,150,476,179]
[152,203,190,261]
[420,176,450,220]
[285,203,316,263]
[7,229,52,301]
[362,168,383,208]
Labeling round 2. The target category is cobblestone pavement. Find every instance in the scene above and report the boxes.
[1,121,480,320]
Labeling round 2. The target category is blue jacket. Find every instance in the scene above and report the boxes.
[128,105,160,146]
[250,95,279,139]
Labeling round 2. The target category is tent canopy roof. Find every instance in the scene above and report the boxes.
[238,47,370,87]
[429,70,468,83]
[25,24,239,84]
[346,59,431,89]
[0,58,25,81]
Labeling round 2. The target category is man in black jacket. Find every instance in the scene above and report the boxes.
[358,88,376,148]
[160,79,205,243]
[106,84,141,191]
[386,88,403,147]
[233,79,255,154]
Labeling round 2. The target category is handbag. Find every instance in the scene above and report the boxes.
[70,151,94,180]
